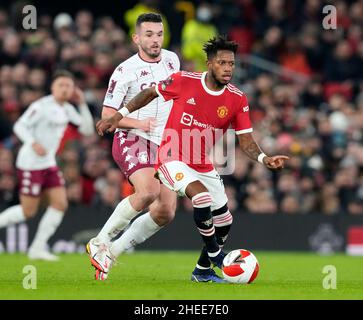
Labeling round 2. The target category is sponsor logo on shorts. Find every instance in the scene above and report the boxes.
[217,106,228,118]
[175,172,184,181]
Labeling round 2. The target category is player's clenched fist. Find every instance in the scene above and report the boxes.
[96,118,115,136]
[96,113,123,136]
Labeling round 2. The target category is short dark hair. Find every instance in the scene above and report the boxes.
[203,35,239,59]
[51,69,74,82]
[136,13,162,27]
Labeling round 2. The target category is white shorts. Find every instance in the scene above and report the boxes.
[157,161,228,211]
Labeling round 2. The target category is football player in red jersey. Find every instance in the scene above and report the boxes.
[97,36,289,282]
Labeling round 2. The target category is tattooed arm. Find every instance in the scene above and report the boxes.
[122,87,158,114]
[237,132,263,161]
[96,87,158,135]
[237,133,289,169]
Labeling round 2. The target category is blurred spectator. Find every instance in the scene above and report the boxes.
[0,33,22,66]
[254,0,290,38]
[280,194,300,214]
[66,181,83,206]
[0,173,17,208]
[93,184,121,209]
[244,184,277,214]
[324,40,359,82]
[181,2,217,71]
[319,183,341,215]
[124,0,171,47]
[347,198,363,215]
[280,37,312,78]
[1,3,363,217]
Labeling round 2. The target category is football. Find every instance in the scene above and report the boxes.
[222,249,259,284]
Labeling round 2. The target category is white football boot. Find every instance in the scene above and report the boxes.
[86,238,115,279]
[95,269,108,281]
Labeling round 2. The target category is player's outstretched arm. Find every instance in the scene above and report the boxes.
[96,87,158,136]
[237,132,289,169]
[101,106,156,133]
[117,117,157,133]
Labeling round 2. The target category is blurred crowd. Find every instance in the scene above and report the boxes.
[1,0,363,215]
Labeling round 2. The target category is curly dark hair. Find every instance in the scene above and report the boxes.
[203,35,239,59]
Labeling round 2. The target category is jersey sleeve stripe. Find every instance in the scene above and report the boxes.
[181,72,202,79]
[226,86,243,97]
[181,71,202,77]
[235,128,253,135]
[155,85,166,102]
[182,74,202,80]
[226,86,242,94]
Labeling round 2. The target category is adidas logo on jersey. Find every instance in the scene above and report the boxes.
[186,97,196,105]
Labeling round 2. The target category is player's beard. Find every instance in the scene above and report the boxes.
[141,44,161,59]
[211,69,228,88]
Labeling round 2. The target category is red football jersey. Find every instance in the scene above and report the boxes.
[155,71,253,172]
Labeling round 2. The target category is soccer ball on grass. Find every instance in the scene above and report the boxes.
[222,249,259,284]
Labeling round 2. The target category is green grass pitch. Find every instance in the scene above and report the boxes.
[0,251,362,300]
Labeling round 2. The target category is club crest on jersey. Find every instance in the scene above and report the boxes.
[217,106,228,118]
[175,172,184,181]
[137,151,149,164]
[167,61,175,71]
[161,77,173,90]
